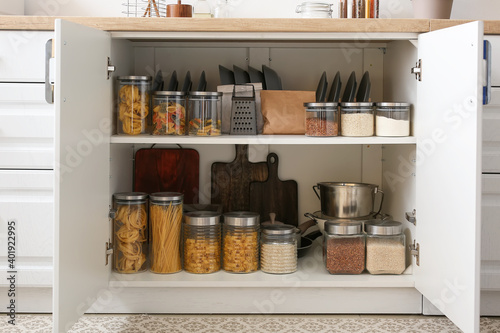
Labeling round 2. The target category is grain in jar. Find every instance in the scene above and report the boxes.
[112,192,148,273]
[183,211,221,274]
[340,102,374,137]
[149,192,183,274]
[304,102,339,137]
[375,102,410,137]
[223,211,259,273]
[365,220,406,275]
[116,76,151,135]
[261,225,297,274]
[324,221,365,274]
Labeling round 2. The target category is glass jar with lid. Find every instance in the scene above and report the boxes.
[375,102,411,137]
[183,211,221,274]
[188,91,222,136]
[152,91,187,135]
[112,192,148,273]
[304,102,339,137]
[261,224,297,274]
[296,2,334,18]
[193,0,212,17]
[116,76,151,135]
[324,220,365,274]
[149,192,183,274]
[365,220,406,275]
[222,211,260,273]
[340,102,374,136]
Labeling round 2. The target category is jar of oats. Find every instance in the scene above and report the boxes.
[365,220,406,275]
[261,224,297,274]
[222,211,260,273]
[183,211,221,274]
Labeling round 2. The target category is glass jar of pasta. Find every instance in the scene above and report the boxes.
[152,91,187,135]
[183,211,221,274]
[188,91,222,136]
[116,76,151,135]
[112,192,148,273]
[222,211,260,273]
[149,192,183,274]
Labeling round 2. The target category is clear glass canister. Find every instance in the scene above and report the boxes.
[116,76,151,135]
[375,102,411,137]
[365,220,406,275]
[324,221,365,274]
[152,91,187,136]
[340,102,374,137]
[149,192,184,274]
[261,225,297,274]
[188,91,222,136]
[112,192,148,273]
[296,2,333,18]
[223,211,260,273]
[304,102,339,137]
[183,211,221,274]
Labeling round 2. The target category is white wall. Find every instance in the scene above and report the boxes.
[21,0,500,19]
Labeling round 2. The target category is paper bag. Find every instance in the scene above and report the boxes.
[260,90,315,135]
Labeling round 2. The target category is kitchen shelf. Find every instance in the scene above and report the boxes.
[110,134,417,145]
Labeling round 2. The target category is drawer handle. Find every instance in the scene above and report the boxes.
[483,40,491,105]
[45,39,54,104]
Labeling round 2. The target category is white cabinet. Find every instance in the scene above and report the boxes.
[50,20,485,333]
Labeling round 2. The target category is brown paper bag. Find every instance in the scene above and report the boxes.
[260,90,315,135]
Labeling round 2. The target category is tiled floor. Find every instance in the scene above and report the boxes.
[2,314,500,333]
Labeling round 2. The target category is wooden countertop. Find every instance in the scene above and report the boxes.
[0,16,499,34]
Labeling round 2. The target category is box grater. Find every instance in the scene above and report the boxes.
[230,85,257,135]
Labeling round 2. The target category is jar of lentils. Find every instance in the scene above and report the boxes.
[324,220,365,274]
[183,211,221,274]
[223,211,260,273]
[365,220,406,275]
[261,224,297,274]
[340,102,374,136]
[304,102,339,137]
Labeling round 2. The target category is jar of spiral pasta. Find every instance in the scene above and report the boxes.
[222,211,260,273]
[183,211,221,274]
[152,91,187,135]
[261,224,297,274]
[188,91,222,136]
[116,76,151,135]
[149,192,183,274]
[112,192,148,273]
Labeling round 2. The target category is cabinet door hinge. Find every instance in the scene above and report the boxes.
[405,209,416,225]
[107,57,115,80]
[105,240,113,266]
[410,240,420,266]
[411,59,422,81]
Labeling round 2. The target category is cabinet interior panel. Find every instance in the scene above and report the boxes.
[482,89,500,172]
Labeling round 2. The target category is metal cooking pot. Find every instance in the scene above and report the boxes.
[313,182,384,218]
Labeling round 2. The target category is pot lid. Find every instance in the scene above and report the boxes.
[223,211,260,226]
[184,211,220,226]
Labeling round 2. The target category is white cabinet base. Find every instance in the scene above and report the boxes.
[480,291,500,316]
[0,287,52,313]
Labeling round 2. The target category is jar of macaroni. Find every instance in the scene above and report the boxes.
[261,224,297,274]
[112,192,148,273]
[116,76,151,135]
[222,211,260,273]
[183,211,221,274]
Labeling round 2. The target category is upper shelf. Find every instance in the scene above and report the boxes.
[1,16,500,35]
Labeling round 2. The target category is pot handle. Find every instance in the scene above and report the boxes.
[374,189,385,216]
[312,185,321,200]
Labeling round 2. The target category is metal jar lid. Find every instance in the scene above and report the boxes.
[324,221,362,235]
[304,102,339,109]
[184,211,221,226]
[114,192,148,201]
[153,91,187,97]
[340,102,374,107]
[365,220,403,235]
[149,192,184,202]
[261,224,296,235]
[116,76,152,81]
[189,91,223,97]
[375,102,411,108]
[223,211,260,227]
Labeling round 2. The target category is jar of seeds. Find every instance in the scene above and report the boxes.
[261,224,297,274]
[365,220,406,275]
[324,220,365,274]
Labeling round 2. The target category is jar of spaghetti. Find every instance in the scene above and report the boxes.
[116,76,151,135]
[149,192,183,274]
[223,211,260,273]
[183,211,221,274]
[152,91,187,135]
[112,192,148,273]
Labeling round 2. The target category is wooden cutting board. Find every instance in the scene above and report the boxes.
[249,153,298,226]
[134,148,199,204]
[211,144,268,213]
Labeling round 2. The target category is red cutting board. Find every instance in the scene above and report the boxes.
[249,152,298,226]
[134,148,199,204]
[211,144,268,213]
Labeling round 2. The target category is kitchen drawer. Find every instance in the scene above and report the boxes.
[483,88,500,173]
[0,31,52,82]
[0,83,54,169]
[0,170,53,258]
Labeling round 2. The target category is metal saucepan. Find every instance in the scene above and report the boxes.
[313,182,384,218]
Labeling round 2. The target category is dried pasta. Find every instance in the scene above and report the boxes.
[118,84,149,135]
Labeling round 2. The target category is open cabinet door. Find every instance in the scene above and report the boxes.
[415,21,482,333]
[53,20,111,333]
